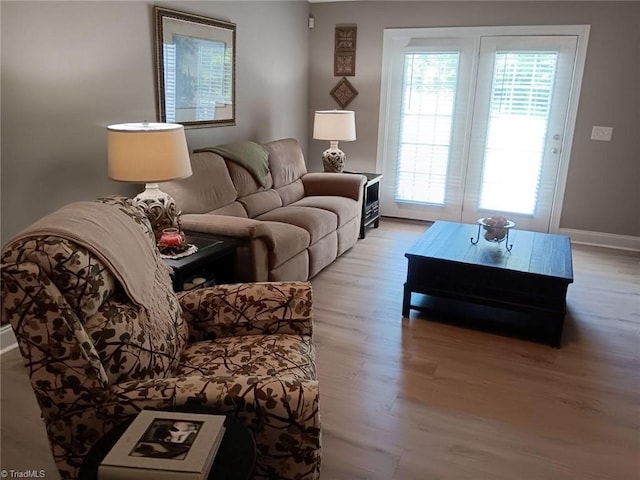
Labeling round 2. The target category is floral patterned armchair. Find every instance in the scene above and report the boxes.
[0,197,321,480]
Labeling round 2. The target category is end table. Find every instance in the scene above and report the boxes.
[78,409,256,480]
[163,233,239,291]
[344,172,382,239]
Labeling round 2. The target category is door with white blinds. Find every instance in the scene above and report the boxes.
[379,36,475,222]
[461,36,578,231]
[378,26,588,232]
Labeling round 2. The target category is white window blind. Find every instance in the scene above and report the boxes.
[396,52,459,205]
[195,40,226,121]
[478,51,558,215]
[163,44,177,122]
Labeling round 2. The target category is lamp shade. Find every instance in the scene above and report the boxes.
[313,110,356,141]
[107,122,192,183]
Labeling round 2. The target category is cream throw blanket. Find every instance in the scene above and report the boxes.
[8,201,175,323]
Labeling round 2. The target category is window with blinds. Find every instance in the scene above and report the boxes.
[478,51,558,215]
[396,52,459,205]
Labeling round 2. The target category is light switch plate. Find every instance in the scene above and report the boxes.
[591,126,613,141]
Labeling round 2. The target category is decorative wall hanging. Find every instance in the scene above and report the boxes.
[334,24,356,76]
[335,53,355,76]
[330,77,358,109]
[335,25,357,52]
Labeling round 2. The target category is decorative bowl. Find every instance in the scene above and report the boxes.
[478,217,515,243]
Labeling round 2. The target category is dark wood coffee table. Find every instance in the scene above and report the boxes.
[403,221,573,346]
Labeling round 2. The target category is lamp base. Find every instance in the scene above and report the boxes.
[322,141,346,173]
[132,183,179,241]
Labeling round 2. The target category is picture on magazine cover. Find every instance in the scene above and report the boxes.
[129,418,203,460]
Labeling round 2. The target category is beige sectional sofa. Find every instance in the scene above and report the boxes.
[161,138,366,282]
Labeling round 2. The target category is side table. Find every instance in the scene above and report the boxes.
[78,408,256,480]
[345,172,382,239]
[163,233,239,291]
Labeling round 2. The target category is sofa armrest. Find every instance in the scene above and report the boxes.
[178,281,313,341]
[180,214,276,249]
[302,172,366,201]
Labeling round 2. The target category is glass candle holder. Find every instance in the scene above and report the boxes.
[158,227,183,248]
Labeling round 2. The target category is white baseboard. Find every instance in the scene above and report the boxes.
[1,324,18,355]
[559,228,640,251]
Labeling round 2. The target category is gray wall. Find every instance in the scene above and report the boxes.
[1,0,309,245]
[308,1,640,237]
[2,1,638,243]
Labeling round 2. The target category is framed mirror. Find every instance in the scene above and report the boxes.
[154,7,236,128]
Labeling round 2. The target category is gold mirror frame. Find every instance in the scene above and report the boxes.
[154,7,236,128]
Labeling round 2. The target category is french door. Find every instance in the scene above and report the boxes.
[378,26,589,232]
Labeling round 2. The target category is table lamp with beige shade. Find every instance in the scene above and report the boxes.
[107,122,192,241]
[313,110,356,172]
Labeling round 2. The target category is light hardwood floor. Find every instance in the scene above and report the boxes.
[1,219,639,479]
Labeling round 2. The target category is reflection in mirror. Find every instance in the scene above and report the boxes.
[155,7,236,128]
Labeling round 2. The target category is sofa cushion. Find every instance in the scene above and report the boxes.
[177,334,316,381]
[209,201,249,218]
[270,251,309,282]
[240,190,283,218]
[337,217,360,256]
[161,152,238,214]
[261,220,310,268]
[264,138,307,189]
[291,196,360,228]
[308,231,338,278]
[276,179,305,206]
[257,206,337,245]
[226,160,274,197]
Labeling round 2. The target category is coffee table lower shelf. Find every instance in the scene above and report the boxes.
[403,290,566,347]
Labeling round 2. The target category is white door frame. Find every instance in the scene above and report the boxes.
[377,24,590,233]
